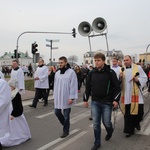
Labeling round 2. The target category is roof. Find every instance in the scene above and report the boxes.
[0,51,32,59]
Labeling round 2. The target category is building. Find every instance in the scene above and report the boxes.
[0,51,33,67]
[139,52,150,64]
[83,49,124,66]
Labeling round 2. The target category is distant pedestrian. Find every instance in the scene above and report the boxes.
[0,71,4,79]
[120,55,147,137]
[83,52,121,150]
[28,63,33,77]
[10,59,25,95]
[54,56,78,138]
[74,66,82,93]
[29,59,49,108]
[47,66,55,98]
[111,57,121,80]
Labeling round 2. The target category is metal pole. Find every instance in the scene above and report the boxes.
[16,31,73,60]
[104,33,110,65]
[50,40,52,66]
[88,36,93,65]
[146,44,150,65]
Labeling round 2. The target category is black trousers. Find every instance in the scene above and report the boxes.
[32,88,48,107]
[124,104,144,134]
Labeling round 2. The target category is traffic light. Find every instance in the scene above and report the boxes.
[14,49,17,58]
[18,53,21,58]
[72,28,76,38]
[31,42,38,54]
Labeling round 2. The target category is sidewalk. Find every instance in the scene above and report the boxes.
[22,90,35,100]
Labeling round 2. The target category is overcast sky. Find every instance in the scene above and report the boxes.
[1,0,150,64]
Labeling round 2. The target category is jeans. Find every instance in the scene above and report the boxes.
[91,101,113,145]
[54,108,71,134]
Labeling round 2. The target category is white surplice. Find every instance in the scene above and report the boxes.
[0,79,11,138]
[124,65,147,104]
[111,66,121,80]
[34,66,49,89]
[10,68,25,93]
[54,69,78,109]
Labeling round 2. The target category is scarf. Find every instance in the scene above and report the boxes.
[11,88,19,99]
[121,63,139,115]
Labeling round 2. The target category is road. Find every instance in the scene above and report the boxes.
[3,88,150,150]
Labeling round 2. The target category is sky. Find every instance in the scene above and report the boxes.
[0,0,150,64]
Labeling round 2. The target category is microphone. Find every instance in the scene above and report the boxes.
[130,72,139,82]
[121,67,124,72]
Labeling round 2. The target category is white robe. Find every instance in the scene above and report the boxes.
[0,79,11,138]
[34,66,49,89]
[124,65,147,104]
[10,68,25,93]
[0,71,4,79]
[54,69,78,109]
[0,114,31,147]
[111,66,121,80]
[0,91,31,147]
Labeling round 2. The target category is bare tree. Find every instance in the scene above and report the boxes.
[68,55,78,66]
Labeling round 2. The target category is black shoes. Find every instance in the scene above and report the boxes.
[89,117,93,120]
[0,142,2,150]
[126,133,134,138]
[91,144,101,150]
[136,123,141,131]
[60,132,69,138]
[29,105,36,108]
[105,128,114,141]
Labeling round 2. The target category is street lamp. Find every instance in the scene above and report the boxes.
[46,39,59,66]
[146,44,150,64]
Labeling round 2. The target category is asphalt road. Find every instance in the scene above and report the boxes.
[3,87,150,150]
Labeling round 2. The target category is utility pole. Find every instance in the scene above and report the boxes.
[46,39,59,66]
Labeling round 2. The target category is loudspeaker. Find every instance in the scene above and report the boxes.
[78,21,92,36]
[92,17,107,33]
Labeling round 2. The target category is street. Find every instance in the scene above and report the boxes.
[3,88,150,150]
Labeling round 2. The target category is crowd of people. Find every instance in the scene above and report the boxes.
[0,53,150,150]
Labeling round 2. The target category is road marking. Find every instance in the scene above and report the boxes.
[36,112,54,119]
[35,103,88,119]
[36,129,80,150]
[74,102,84,106]
[52,131,88,150]
[70,110,90,124]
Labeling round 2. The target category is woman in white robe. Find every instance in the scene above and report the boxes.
[0,79,11,138]
[0,79,31,147]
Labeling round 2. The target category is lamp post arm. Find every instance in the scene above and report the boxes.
[16,31,72,60]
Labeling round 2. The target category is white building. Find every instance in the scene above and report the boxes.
[83,49,124,66]
[0,51,33,67]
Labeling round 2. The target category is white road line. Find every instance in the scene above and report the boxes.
[52,131,88,150]
[70,110,90,124]
[36,129,80,150]
[74,102,84,106]
[36,112,54,119]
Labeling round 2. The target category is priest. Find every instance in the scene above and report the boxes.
[120,55,147,137]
